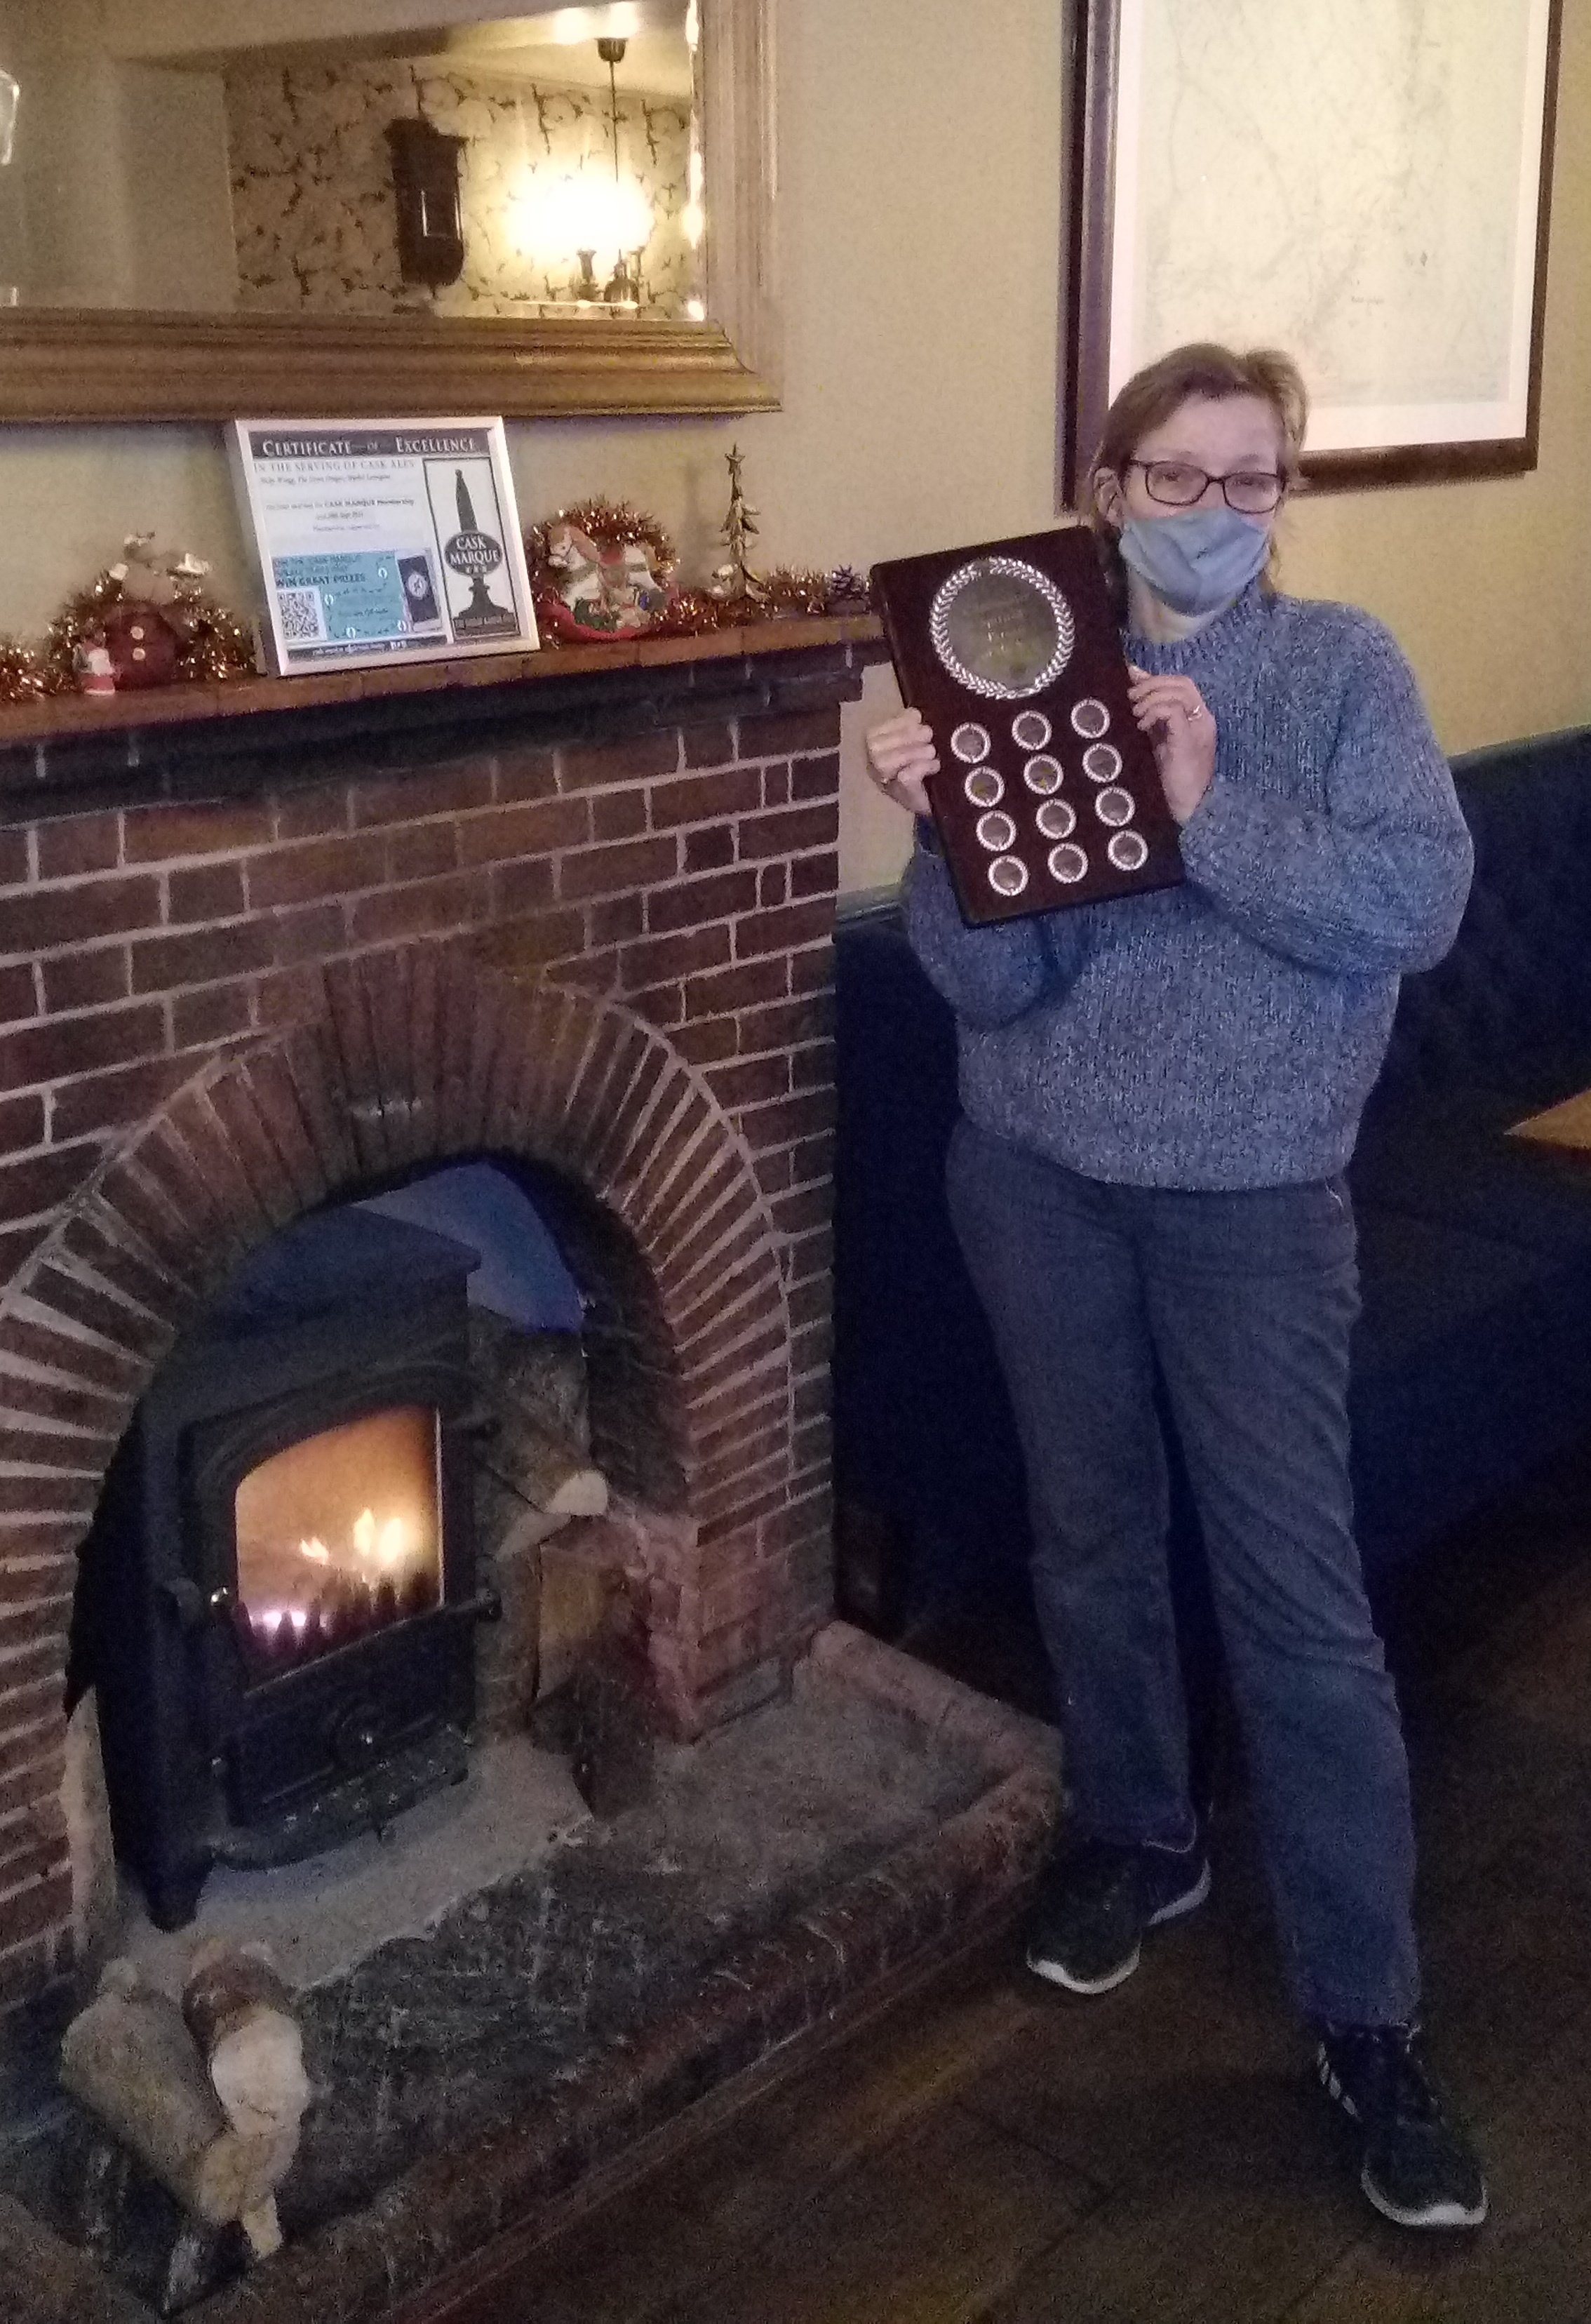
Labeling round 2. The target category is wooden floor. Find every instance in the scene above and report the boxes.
[434,1460,1591,2324]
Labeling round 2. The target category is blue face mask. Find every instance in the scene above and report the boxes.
[1117,505,1270,617]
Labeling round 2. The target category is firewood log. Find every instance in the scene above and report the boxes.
[488,1406,608,1518]
[58,1962,298,2254]
[181,1940,309,2144]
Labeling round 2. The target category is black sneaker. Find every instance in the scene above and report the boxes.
[1026,1833,1210,1996]
[1315,2023,1489,2229]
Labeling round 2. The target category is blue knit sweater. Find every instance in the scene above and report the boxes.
[901,580,1473,1190]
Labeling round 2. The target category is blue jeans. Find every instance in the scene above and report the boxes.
[946,1117,1419,2026]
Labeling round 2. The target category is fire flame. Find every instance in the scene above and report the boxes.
[351,1508,410,1571]
[293,1509,416,1592]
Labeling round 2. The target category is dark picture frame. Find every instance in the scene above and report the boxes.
[1059,0,1563,506]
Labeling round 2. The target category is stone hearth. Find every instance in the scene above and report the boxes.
[0,622,882,2009]
[0,1624,1056,2324]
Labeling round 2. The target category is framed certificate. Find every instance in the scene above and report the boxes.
[871,526,1182,926]
[227,417,538,675]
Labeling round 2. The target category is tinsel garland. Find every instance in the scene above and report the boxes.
[41,568,255,694]
[0,639,51,705]
[647,587,732,639]
[526,494,871,646]
[658,565,871,632]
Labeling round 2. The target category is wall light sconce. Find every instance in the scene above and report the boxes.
[0,69,19,309]
[387,116,467,288]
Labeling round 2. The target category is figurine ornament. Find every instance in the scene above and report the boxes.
[528,499,678,642]
[43,535,257,695]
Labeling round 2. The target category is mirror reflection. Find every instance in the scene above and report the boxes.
[0,1,701,321]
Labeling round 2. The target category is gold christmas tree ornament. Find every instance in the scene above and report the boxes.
[707,443,768,608]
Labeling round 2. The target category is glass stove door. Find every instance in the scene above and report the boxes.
[231,1404,443,1676]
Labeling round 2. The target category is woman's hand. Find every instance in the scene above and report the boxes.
[864,707,939,820]
[1127,667,1216,825]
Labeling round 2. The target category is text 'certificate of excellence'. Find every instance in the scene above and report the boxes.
[228,417,538,676]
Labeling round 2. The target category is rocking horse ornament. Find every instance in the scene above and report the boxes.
[528,500,678,641]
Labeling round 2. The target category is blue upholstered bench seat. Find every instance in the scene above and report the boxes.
[833,723,1591,1621]
[1351,1088,1591,1260]
[1350,1208,1591,1563]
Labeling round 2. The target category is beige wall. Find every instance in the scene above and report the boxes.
[0,0,1587,895]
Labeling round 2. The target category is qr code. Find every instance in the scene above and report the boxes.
[277,586,325,643]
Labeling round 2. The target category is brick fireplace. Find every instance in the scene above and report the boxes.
[0,619,882,2013]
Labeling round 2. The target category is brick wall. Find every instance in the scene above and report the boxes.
[0,635,873,2010]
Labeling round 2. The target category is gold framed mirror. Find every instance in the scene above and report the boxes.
[0,0,777,420]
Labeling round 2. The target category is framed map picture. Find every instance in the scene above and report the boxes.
[228,418,537,675]
[1060,0,1563,502]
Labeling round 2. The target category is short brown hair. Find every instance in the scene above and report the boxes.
[1087,342,1308,614]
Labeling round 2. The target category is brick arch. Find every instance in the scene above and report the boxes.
[0,950,808,1969]
[5,945,795,1512]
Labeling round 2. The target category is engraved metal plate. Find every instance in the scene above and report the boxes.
[929,557,1075,700]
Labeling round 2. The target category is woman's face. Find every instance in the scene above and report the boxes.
[1096,392,1287,533]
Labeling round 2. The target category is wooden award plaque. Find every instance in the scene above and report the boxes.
[870,526,1183,925]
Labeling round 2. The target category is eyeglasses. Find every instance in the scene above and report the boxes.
[1125,459,1285,514]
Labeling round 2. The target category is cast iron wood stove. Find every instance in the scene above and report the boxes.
[75,1209,500,1929]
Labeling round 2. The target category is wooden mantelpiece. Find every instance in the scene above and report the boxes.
[0,615,886,818]
[0,618,884,749]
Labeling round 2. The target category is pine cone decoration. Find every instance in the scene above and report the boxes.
[824,566,873,615]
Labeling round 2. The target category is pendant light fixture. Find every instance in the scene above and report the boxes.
[588,35,652,305]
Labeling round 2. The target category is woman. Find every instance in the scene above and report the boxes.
[865,343,1485,2231]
